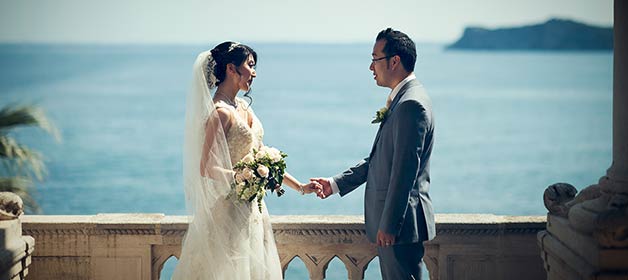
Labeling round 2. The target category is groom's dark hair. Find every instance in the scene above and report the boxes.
[376,28,416,72]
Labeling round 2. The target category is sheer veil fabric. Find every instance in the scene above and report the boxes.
[172,51,282,279]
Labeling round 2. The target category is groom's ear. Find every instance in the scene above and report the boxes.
[391,55,401,70]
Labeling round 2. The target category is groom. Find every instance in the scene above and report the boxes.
[311,28,435,279]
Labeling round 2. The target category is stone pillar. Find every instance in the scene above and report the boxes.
[609,0,628,188]
[0,193,34,280]
[538,1,628,279]
[0,219,34,280]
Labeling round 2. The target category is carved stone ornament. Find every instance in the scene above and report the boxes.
[0,192,24,220]
[594,193,628,247]
[544,176,628,248]
[543,183,578,217]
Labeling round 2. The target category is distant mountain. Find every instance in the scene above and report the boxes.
[447,18,613,50]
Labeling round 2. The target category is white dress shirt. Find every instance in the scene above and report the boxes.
[328,73,417,195]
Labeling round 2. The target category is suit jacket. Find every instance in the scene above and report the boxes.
[333,79,435,244]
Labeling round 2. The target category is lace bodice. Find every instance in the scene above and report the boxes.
[215,97,264,165]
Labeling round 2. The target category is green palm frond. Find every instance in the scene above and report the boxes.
[0,104,60,214]
[0,177,40,214]
[0,135,46,180]
[0,105,60,140]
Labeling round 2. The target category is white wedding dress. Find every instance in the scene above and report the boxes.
[172,51,283,280]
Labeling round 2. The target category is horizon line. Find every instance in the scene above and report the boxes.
[0,40,451,46]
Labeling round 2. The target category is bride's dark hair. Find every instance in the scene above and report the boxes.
[207,41,257,105]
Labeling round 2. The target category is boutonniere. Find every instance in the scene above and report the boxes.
[371,107,388,124]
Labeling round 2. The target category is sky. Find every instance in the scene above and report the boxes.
[0,0,614,44]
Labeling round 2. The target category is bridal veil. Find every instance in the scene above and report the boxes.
[172,50,281,279]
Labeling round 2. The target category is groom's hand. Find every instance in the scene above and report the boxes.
[377,230,396,247]
[301,182,323,195]
[309,178,332,199]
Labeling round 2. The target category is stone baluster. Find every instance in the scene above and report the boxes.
[301,253,334,280]
[150,245,180,280]
[273,215,377,280]
[337,252,377,280]
[279,250,377,280]
[423,244,439,280]
[150,216,186,280]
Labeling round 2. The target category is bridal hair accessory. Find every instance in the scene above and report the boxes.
[205,42,242,89]
[228,42,241,52]
[229,146,287,213]
[204,52,218,89]
[372,107,389,124]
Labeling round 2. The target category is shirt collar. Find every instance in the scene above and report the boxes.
[386,73,416,108]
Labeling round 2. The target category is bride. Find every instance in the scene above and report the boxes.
[172,42,321,279]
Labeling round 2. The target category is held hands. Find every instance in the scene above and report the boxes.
[309,178,333,199]
[299,181,323,195]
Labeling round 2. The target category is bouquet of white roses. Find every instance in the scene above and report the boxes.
[230,146,287,213]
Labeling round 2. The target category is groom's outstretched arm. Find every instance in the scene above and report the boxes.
[311,157,370,198]
[331,157,370,196]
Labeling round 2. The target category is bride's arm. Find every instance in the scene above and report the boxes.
[200,108,233,177]
[282,172,321,195]
[249,106,320,194]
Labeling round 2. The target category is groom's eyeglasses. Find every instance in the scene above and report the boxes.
[371,54,396,62]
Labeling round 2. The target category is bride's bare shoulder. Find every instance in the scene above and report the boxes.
[210,101,233,133]
[213,105,234,132]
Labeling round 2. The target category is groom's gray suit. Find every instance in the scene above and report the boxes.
[333,79,435,279]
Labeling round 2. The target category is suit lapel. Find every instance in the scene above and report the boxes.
[368,79,419,158]
[369,123,385,158]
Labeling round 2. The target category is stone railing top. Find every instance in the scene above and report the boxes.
[432,214,546,235]
[434,214,546,224]
[19,214,546,250]
[20,214,187,233]
[19,213,545,228]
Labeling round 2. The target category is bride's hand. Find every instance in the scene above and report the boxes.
[300,181,323,195]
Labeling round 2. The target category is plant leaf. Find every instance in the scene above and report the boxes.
[0,177,41,214]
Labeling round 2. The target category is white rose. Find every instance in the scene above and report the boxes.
[256,146,278,161]
[270,150,283,162]
[257,165,270,178]
[267,147,280,155]
[242,168,255,181]
[265,146,275,155]
[255,149,267,160]
[235,172,244,184]
[242,153,255,164]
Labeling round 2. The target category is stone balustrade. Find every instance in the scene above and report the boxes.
[20,214,546,280]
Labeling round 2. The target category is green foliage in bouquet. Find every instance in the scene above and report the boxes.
[230,147,287,213]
